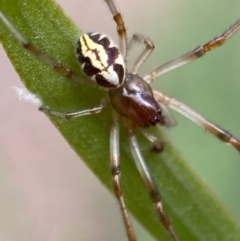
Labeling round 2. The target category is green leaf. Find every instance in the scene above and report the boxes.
[1,0,240,240]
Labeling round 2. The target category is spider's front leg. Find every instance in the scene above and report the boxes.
[39,98,107,119]
[143,19,240,83]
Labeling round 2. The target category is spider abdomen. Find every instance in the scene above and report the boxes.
[76,32,125,89]
[109,73,162,127]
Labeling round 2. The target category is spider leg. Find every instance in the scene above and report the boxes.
[138,128,164,152]
[153,90,240,152]
[143,19,240,84]
[137,106,177,153]
[127,34,155,75]
[157,102,178,127]
[0,11,94,87]
[110,113,137,241]
[104,0,127,58]
[127,127,180,241]
[39,99,107,119]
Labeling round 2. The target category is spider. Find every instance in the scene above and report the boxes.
[1,1,240,240]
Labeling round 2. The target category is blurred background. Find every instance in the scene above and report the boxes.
[0,0,240,240]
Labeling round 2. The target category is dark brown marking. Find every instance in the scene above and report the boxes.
[23,41,41,56]
[106,47,119,64]
[90,33,111,49]
[204,123,240,152]
[82,57,100,77]
[76,40,85,63]
[113,63,124,85]
[54,63,73,78]
[95,74,116,88]
[114,13,126,37]
[151,141,164,153]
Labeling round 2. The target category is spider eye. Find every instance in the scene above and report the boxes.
[76,32,126,90]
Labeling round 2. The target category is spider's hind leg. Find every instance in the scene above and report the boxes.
[0,11,92,87]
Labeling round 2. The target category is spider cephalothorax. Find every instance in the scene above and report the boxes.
[109,73,163,127]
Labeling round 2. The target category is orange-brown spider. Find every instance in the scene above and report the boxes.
[1,1,240,240]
